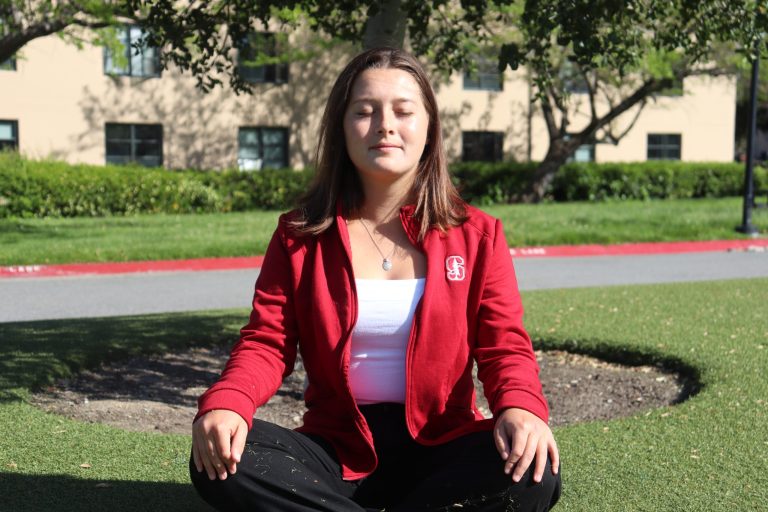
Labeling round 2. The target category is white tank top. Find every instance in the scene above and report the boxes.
[349,278,426,404]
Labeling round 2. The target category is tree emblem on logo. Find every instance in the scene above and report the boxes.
[445,255,465,281]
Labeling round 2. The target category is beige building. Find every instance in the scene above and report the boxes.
[1,27,736,171]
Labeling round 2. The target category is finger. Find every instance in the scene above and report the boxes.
[511,433,537,483]
[210,433,230,480]
[198,435,218,481]
[550,437,560,475]
[494,423,511,460]
[191,436,203,473]
[533,439,548,483]
[504,429,529,475]
[230,422,248,474]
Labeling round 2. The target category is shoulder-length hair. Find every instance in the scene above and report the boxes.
[289,47,466,241]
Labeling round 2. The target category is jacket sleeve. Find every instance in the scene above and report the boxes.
[195,217,299,429]
[473,219,549,423]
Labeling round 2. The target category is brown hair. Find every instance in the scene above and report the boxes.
[290,47,466,241]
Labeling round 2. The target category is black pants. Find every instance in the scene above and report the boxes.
[191,403,561,511]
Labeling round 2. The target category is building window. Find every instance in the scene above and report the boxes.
[237,32,288,84]
[105,123,163,167]
[238,127,289,170]
[0,18,15,71]
[0,120,19,151]
[657,76,684,97]
[647,133,681,160]
[462,131,504,162]
[560,60,589,94]
[567,143,595,163]
[0,56,15,71]
[463,57,503,91]
[104,25,160,77]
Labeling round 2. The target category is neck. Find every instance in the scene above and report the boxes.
[358,176,413,224]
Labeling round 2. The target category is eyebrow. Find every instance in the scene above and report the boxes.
[350,97,417,105]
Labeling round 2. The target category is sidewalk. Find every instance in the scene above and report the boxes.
[2,238,767,279]
[3,240,767,322]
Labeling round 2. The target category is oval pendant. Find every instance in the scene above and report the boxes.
[382,258,393,271]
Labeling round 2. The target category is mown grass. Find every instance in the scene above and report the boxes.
[1,197,766,265]
[0,278,766,510]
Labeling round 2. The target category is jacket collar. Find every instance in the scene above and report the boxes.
[335,200,422,250]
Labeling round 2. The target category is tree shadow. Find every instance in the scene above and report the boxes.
[0,310,245,401]
[438,76,531,163]
[0,472,213,512]
[51,33,351,171]
[534,336,703,405]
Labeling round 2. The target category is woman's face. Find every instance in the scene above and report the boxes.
[343,67,430,187]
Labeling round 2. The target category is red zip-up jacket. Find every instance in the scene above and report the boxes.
[196,204,548,480]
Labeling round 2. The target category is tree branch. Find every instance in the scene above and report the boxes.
[539,88,559,140]
[595,98,648,145]
[584,77,668,138]
[579,65,598,122]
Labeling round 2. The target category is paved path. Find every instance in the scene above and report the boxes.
[2,250,766,323]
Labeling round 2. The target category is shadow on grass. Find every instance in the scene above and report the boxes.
[0,310,246,397]
[535,336,703,404]
[0,472,213,512]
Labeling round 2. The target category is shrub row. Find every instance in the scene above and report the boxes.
[1,152,764,218]
[0,152,312,218]
[552,161,767,201]
[453,160,767,204]
[196,167,313,212]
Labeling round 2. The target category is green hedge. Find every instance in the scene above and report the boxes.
[451,161,538,205]
[454,160,767,204]
[197,167,313,212]
[0,152,311,218]
[0,153,222,218]
[552,161,767,201]
[1,151,765,218]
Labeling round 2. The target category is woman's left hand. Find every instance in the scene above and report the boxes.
[493,407,559,484]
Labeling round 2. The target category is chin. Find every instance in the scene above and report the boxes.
[367,165,415,178]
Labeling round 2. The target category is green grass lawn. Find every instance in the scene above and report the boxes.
[1,197,766,265]
[1,278,766,511]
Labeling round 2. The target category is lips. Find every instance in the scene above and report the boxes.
[370,143,401,150]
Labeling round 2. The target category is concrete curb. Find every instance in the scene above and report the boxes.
[2,239,766,279]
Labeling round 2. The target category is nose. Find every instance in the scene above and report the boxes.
[377,110,395,134]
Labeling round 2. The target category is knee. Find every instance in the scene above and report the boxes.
[534,467,561,510]
[509,458,562,512]
[189,452,244,511]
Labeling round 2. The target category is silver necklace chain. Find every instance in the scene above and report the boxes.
[358,217,396,271]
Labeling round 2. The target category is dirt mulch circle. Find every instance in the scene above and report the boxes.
[30,346,691,435]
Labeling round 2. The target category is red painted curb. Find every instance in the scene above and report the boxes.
[0,256,265,279]
[508,239,768,258]
[1,239,765,279]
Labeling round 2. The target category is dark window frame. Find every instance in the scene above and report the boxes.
[463,57,503,91]
[237,32,289,84]
[237,126,290,170]
[657,77,684,97]
[567,143,596,163]
[103,25,161,78]
[560,60,590,94]
[647,133,682,160]
[105,122,163,167]
[564,134,596,163]
[0,56,15,71]
[462,131,504,162]
[0,120,19,151]
[0,18,16,71]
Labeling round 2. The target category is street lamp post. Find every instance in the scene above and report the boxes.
[737,53,760,236]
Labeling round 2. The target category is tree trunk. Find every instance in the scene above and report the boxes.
[528,138,580,202]
[362,0,407,50]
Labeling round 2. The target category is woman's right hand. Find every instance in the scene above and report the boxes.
[192,409,248,481]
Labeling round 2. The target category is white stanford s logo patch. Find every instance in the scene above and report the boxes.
[445,255,465,281]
